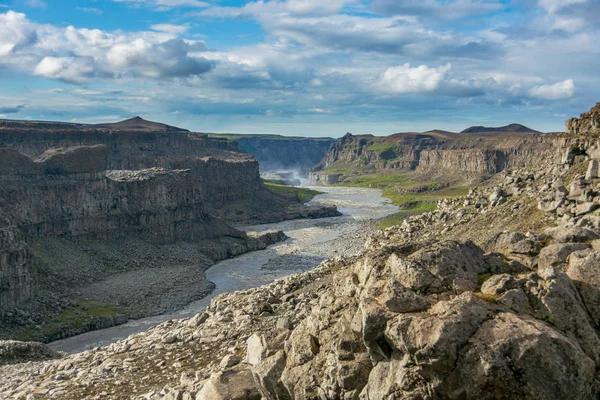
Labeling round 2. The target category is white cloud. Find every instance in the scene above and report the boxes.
[76,7,103,16]
[529,79,575,100]
[379,63,452,94]
[538,0,588,13]
[151,24,189,35]
[200,0,358,18]
[25,0,47,9]
[113,0,209,11]
[0,11,214,84]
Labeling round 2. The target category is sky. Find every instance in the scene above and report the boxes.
[0,0,598,137]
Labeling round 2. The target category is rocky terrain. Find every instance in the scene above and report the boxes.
[2,105,600,399]
[0,118,339,343]
[567,103,600,135]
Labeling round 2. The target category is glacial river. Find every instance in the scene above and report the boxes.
[48,187,398,353]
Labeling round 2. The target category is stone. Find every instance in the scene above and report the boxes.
[246,334,268,366]
[220,354,240,369]
[576,202,599,216]
[545,226,599,243]
[443,313,596,399]
[537,243,591,268]
[566,250,600,325]
[586,160,599,180]
[196,366,261,400]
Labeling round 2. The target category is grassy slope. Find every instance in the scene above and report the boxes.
[14,300,127,342]
[332,173,469,229]
[264,181,324,203]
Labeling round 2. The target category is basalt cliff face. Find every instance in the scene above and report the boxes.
[0,119,339,342]
[309,130,555,185]
[211,134,335,175]
[7,107,600,399]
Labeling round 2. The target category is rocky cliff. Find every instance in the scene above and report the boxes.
[210,134,335,174]
[566,103,600,135]
[6,118,600,398]
[309,130,555,185]
[0,119,340,342]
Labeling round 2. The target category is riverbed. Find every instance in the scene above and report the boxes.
[49,186,397,353]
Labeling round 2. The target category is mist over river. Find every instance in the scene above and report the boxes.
[49,187,398,353]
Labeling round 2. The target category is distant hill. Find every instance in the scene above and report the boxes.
[461,124,539,134]
[93,117,188,132]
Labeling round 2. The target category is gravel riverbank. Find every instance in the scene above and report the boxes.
[48,186,397,353]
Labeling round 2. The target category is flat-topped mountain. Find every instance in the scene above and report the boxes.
[461,123,539,134]
[0,116,188,133]
[93,116,189,132]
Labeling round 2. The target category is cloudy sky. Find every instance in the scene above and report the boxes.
[0,0,598,136]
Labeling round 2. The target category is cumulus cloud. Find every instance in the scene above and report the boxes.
[0,11,214,84]
[529,79,575,100]
[379,63,452,94]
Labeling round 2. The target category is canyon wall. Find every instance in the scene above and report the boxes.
[309,132,557,184]
[232,136,335,173]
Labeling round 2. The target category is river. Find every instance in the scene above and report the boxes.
[48,186,398,353]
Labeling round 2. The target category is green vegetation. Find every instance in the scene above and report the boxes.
[264,181,324,203]
[475,292,500,304]
[335,174,415,188]
[478,273,493,285]
[375,186,470,229]
[14,300,127,342]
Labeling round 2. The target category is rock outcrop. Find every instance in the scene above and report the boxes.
[566,103,600,135]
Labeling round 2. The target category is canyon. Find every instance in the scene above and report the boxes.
[3,104,600,399]
[0,119,339,343]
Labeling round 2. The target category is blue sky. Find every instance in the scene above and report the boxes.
[0,0,598,136]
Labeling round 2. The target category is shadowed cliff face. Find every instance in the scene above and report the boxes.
[232,136,335,174]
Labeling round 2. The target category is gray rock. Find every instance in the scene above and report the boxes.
[537,243,591,268]
[220,354,240,369]
[545,226,599,243]
[246,334,268,366]
[586,159,598,180]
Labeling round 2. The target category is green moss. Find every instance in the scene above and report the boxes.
[475,292,500,304]
[375,186,470,230]
[14,300,127,342]
[264,181,324,203]
[335,174,413,188]
[478,273,493,285]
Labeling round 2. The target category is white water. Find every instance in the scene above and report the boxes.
[49,187,397,353]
